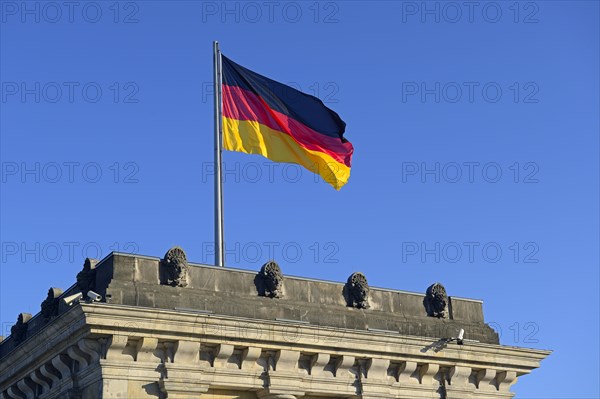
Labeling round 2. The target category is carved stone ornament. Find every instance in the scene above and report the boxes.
[424,282,449,318]
[76,258,99,296]
[161,246,189,287]
[257,261,283,298]
[41,287,64,321]
[11,313,32,345]
[344,272,370,309]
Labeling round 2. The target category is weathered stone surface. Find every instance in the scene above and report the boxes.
[76,258,99,296]
[160,246,189,287]
[343,272,369,309]
[0,250,550,399]
[256,260,283,298]
[0,303,550,399]
[11,313,32,344]
[40,287,64,321]
[424,282,449,319]
[96,254,498,344]
[1,252,501,352]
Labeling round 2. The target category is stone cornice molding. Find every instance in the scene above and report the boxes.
[1,303,550,399]
[82,304,550,368]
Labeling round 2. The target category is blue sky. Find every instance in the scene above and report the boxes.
[1,1,598,397]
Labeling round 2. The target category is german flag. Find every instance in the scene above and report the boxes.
[221,55,354,190]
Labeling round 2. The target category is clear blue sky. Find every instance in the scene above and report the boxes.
[1,1,598,397]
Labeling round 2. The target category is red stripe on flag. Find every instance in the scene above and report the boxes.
[222,84,353,167]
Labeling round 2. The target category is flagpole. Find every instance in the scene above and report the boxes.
[213,41,225,267]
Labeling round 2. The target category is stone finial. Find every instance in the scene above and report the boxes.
[257,261,283,298]
[424,282,449,318]
[11,313,33,345]
[41,287,64,321]
[160,246,189,287]
[77,258,99,296]
[344,272,370,309]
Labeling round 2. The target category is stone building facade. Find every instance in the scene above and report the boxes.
[0,249,550,398]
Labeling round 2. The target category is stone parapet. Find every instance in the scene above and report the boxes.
[0,251,498,358]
